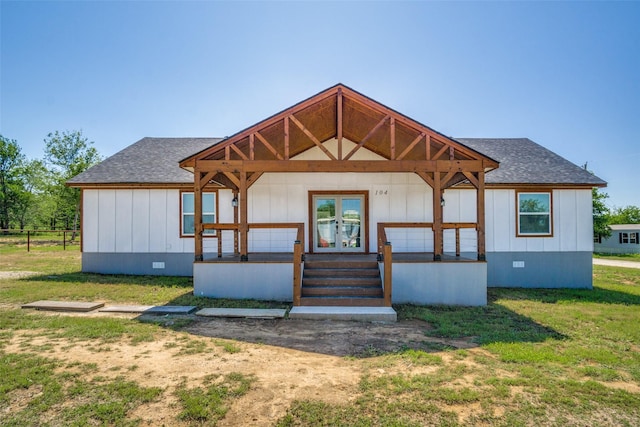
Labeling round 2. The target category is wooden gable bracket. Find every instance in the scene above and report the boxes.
[254,132,284,160]
[199,171,217,189]
[229,144,249,160]
[289,114,337,161]
[343,114,390,161]
[397,133,426,161]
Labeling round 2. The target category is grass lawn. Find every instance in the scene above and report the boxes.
[1,246,639,426]
[594,252,640,262]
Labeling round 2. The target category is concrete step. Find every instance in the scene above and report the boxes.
[289,306,396,322]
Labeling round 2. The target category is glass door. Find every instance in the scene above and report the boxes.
[313,195,364,252]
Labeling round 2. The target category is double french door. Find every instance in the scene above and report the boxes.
[312,193,367,253]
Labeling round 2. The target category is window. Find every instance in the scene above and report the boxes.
[594,234,602,244]
[517,192,552,236]
[619,232,640,245]
[181,192,216,236]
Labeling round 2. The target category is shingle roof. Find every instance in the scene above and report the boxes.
[68,136,606,187]
[67,137,222,185]
[455,138,606,186]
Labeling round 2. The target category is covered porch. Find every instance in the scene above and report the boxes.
[180,84,498,307]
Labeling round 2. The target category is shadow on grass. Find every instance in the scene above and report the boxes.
[135,289,569,358]
[490,285,640,306]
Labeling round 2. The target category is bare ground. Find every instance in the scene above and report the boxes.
[2,311,479,425]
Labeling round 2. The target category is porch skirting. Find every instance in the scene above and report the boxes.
[82,252,195,276]
[384,262,487,306]
[194,262,293,301]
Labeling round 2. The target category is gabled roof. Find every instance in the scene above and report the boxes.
[456,138,606,187]
[67,137,222,186]
[180,83,498,168]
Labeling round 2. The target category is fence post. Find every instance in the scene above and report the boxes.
[64,231,67,250]
[27,230,30,252]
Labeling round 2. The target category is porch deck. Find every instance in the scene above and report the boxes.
[198,252,480,263]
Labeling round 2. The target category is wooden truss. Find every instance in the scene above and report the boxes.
[180,84,499,261]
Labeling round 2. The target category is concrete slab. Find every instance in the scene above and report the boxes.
[143,305,197,315]
[21,300,104,312]
[196,308,287,319]
[289,306,397,322]
[98,305,155,313]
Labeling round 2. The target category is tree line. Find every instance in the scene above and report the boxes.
[592,188,640,239]
[0,131,100,234]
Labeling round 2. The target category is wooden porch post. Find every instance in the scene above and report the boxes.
[476,170,486,261]
[194,165,203,261]
[233,190,239,256]
[432,172,443,261]
[239,171,249,261]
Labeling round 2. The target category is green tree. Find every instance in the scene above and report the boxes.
[12,159,50,229]
[592,188,611,239]
[44,130,101,236]
[0,135,26,230]
[610,205,640,224]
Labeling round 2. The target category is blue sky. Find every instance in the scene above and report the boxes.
[1,1,638,208]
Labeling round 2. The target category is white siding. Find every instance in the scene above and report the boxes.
[485,189,593,253]
[115,190,133,252]
[97,189,116,252]
[84,188,207,254]
[83,141,593,257]
[82,190,99,252]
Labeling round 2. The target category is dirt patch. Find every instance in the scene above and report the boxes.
[183,317,476,357]
[0,271,38,280]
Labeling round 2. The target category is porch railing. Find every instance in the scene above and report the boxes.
[202,222,305,306]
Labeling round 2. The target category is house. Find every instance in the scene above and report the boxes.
[594,224,640,254]
[68,84,606,307]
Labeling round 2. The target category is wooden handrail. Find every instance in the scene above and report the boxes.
[202,222,305,305]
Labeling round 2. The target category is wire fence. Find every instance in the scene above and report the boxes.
[0,229,81,252]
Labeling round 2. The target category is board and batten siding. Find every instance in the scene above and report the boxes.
[82,188,235,275]
[485,189,593,253]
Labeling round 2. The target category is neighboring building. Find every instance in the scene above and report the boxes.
[594,224,640,254]
[68,84,606,306]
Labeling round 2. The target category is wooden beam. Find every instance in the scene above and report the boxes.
[229,144,249,160]
[249,134,255,160]
[343,114,389,160]
[441,170,457,190]
[462,171,479,189]
[337,87,343,160]
[426,135,431,160]
[390,117,396,160]
[233,190,239,255]
[432,172,443,261]
[200,171,216,189]
[194,166,203,261]
[477,170,486,261]
[449,146,455,160]
[289,114,337,160]
[225,146,230,160]
[246,172,264,189]
[211,173,238,191]
[284,116,290,160]
[397,133,425,161]
[222,172,240,188]
[254,132,284,160]
[433,143,449,160]
[195,159,486,173]
[416,171,434,188]
[239,171,248,261]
